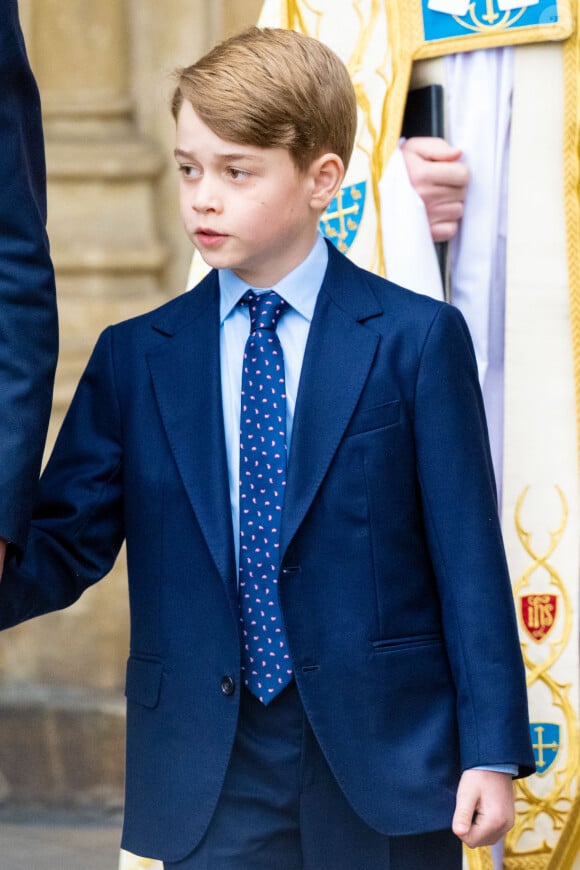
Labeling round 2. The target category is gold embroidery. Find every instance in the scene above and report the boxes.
[506,486,579,867]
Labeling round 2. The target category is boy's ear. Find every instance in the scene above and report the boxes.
[308,153,345,211]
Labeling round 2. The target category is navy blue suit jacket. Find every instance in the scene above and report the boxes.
[0,0,58,548]
[0,242,534,862]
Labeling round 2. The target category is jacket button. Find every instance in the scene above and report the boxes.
[220,675,236,696]
[281,565,300,576]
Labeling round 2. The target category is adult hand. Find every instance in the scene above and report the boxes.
[401,137,470,243]
[0,539,6,579]
[452,769,515,849]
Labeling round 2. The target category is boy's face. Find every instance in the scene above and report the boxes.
[175,102,323,287]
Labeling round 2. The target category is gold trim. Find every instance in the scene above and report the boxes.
[563,1,580,478]
[546,791,580,869]
[282,0,323,34]
[350,0,388,275]
[382,0,418,162]
[464,845,494,869]
[504,851,551,870]
[507,485,579,861]
[543,9,580,869]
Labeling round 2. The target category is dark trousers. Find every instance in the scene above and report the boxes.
[164,681,462,869]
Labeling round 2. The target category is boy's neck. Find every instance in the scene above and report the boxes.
[219,233,328,312]
[231,231,322,289]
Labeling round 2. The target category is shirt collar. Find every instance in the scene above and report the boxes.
[218,233,328,325]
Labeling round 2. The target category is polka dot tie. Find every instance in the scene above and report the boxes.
[238,290,293,705]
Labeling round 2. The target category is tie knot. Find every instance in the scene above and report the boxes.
[242,290,289,333]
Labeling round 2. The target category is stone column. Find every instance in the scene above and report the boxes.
[28,0,167,409]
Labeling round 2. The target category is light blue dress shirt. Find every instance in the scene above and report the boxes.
[217,232,517,778]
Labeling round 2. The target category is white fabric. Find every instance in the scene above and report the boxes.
[380,147,445,300]
[498,0,539,9]
[445,48,514,502]
[428,0,469,12]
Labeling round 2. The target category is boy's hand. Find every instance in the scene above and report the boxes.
[452,769,515,849]
[400,137,470,243]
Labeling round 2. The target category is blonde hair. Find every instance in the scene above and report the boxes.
[171,27,357,172]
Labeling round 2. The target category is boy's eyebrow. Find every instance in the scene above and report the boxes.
[174,148,196,160]
[173,147,264,164]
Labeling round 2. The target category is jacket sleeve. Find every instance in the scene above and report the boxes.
[0,0,59,549]
[0,328,124,629]
[414,302,535,778]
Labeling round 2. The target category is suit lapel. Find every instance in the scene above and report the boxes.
[145,248,383,590]
[147,273,236,601]
[281,245,382,555]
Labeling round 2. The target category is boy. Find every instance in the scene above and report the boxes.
[0,27,533,869]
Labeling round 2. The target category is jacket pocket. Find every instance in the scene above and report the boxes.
[125,655,163,708]
[346,400,400,438]
[370,632,443,654]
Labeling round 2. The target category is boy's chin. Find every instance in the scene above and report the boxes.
[192,246,223,269]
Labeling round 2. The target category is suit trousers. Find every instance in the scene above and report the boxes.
[163,680,461,869]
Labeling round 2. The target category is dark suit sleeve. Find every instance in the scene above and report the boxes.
[0,327,125,628]
[0,0,59,549]
[414,302,534,777]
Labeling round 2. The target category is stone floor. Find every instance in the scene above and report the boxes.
[0,809,122,870]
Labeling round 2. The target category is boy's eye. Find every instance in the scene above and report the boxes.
[178,164,200,178]
[227,167,250,181]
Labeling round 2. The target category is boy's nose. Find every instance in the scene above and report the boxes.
[192,177,222,213]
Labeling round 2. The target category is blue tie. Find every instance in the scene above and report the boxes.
[238,290,293,704]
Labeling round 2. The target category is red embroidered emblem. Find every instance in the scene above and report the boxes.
[520,594,557,642]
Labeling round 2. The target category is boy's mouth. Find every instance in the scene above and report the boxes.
[195,228,228,246]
